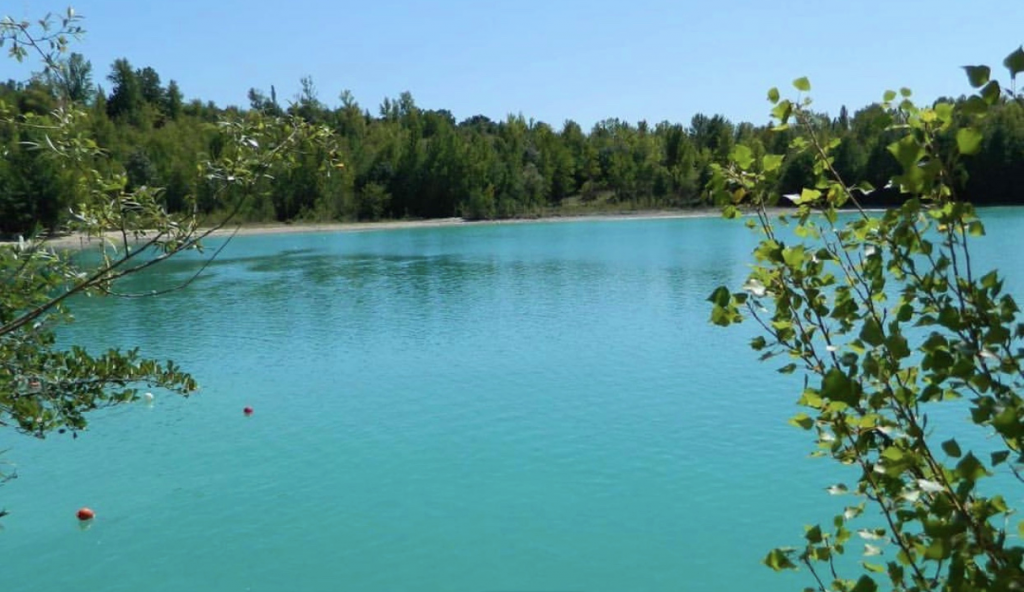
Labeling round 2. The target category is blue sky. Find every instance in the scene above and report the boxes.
[5,0,1024,128]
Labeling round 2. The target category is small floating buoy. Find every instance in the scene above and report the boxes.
[142,392,154,404]
[243,406,253,416]
[76,507,95,521]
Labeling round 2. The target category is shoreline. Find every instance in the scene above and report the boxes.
[8,207,737,249]
[223,208,727,236]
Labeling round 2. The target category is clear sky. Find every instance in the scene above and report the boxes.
[5,0,1024,129]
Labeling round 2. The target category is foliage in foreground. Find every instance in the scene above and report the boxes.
[709,52,1024,590]
[0,11,337,467]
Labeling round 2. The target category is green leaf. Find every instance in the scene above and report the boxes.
[763,548,797,571]
[955,453,989,482]
[860,318,884,347]
[923,538,949,560]
[707,286,731,307]
[862,561,886,573]
[896,304,913,323]
[850,575,878,592]
[883,89,897,102]
[791,188,819,205]
[771,100,793,123]
[854,181,876,194]
[799,389,823,408]
[730,144,754,169]
[957,128,983,156]
[767,87,780,103]
[821,368,861,406]
[789,413,814,430]
[782,246,807,268]
[963,65,991,88]
[888,136,925,170]
[710,305,739,327]
[762,153,784,173]
[899,87,912,98]
[981,80,1002,104]
[992,406,1023,439]
[793,77,811,92]
[962,95,990,116]
[942,439,962,458]
[886,332,910,360]
[1004,46,1024,78]
[881,446,904,462]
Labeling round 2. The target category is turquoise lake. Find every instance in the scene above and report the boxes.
[3,212,1024,591]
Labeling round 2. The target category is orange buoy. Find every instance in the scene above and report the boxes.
[243,406,253,416]
[76,507,95,521]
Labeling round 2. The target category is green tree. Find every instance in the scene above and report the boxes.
[123,148,158,189]
[709,60,1024,591]
[247,86,283,116]
[354,181,390,221]
[106,58,143,123]
[136,66,163,106]
[53,51,92,104]
[290,75,326,123]
[164,79,183,121]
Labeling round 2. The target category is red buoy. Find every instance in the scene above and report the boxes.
[243,406,253,416]
[76,507,95,521]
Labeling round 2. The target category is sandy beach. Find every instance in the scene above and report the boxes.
[6,208,737,250]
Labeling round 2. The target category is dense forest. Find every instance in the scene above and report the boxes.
[3,54,1024,235]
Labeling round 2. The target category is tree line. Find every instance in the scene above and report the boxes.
[3,55,1024,235]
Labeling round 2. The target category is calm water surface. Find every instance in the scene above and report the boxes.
[3,212,1024,591]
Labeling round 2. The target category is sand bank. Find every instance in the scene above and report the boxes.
[7,208,741,250]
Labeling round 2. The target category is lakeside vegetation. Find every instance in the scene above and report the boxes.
[4,8,1024,590]
[4,51,1024,236]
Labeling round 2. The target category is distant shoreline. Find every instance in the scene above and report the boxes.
[8,207,746,250]
[7,203,1020,250]
[224,208,732,236]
